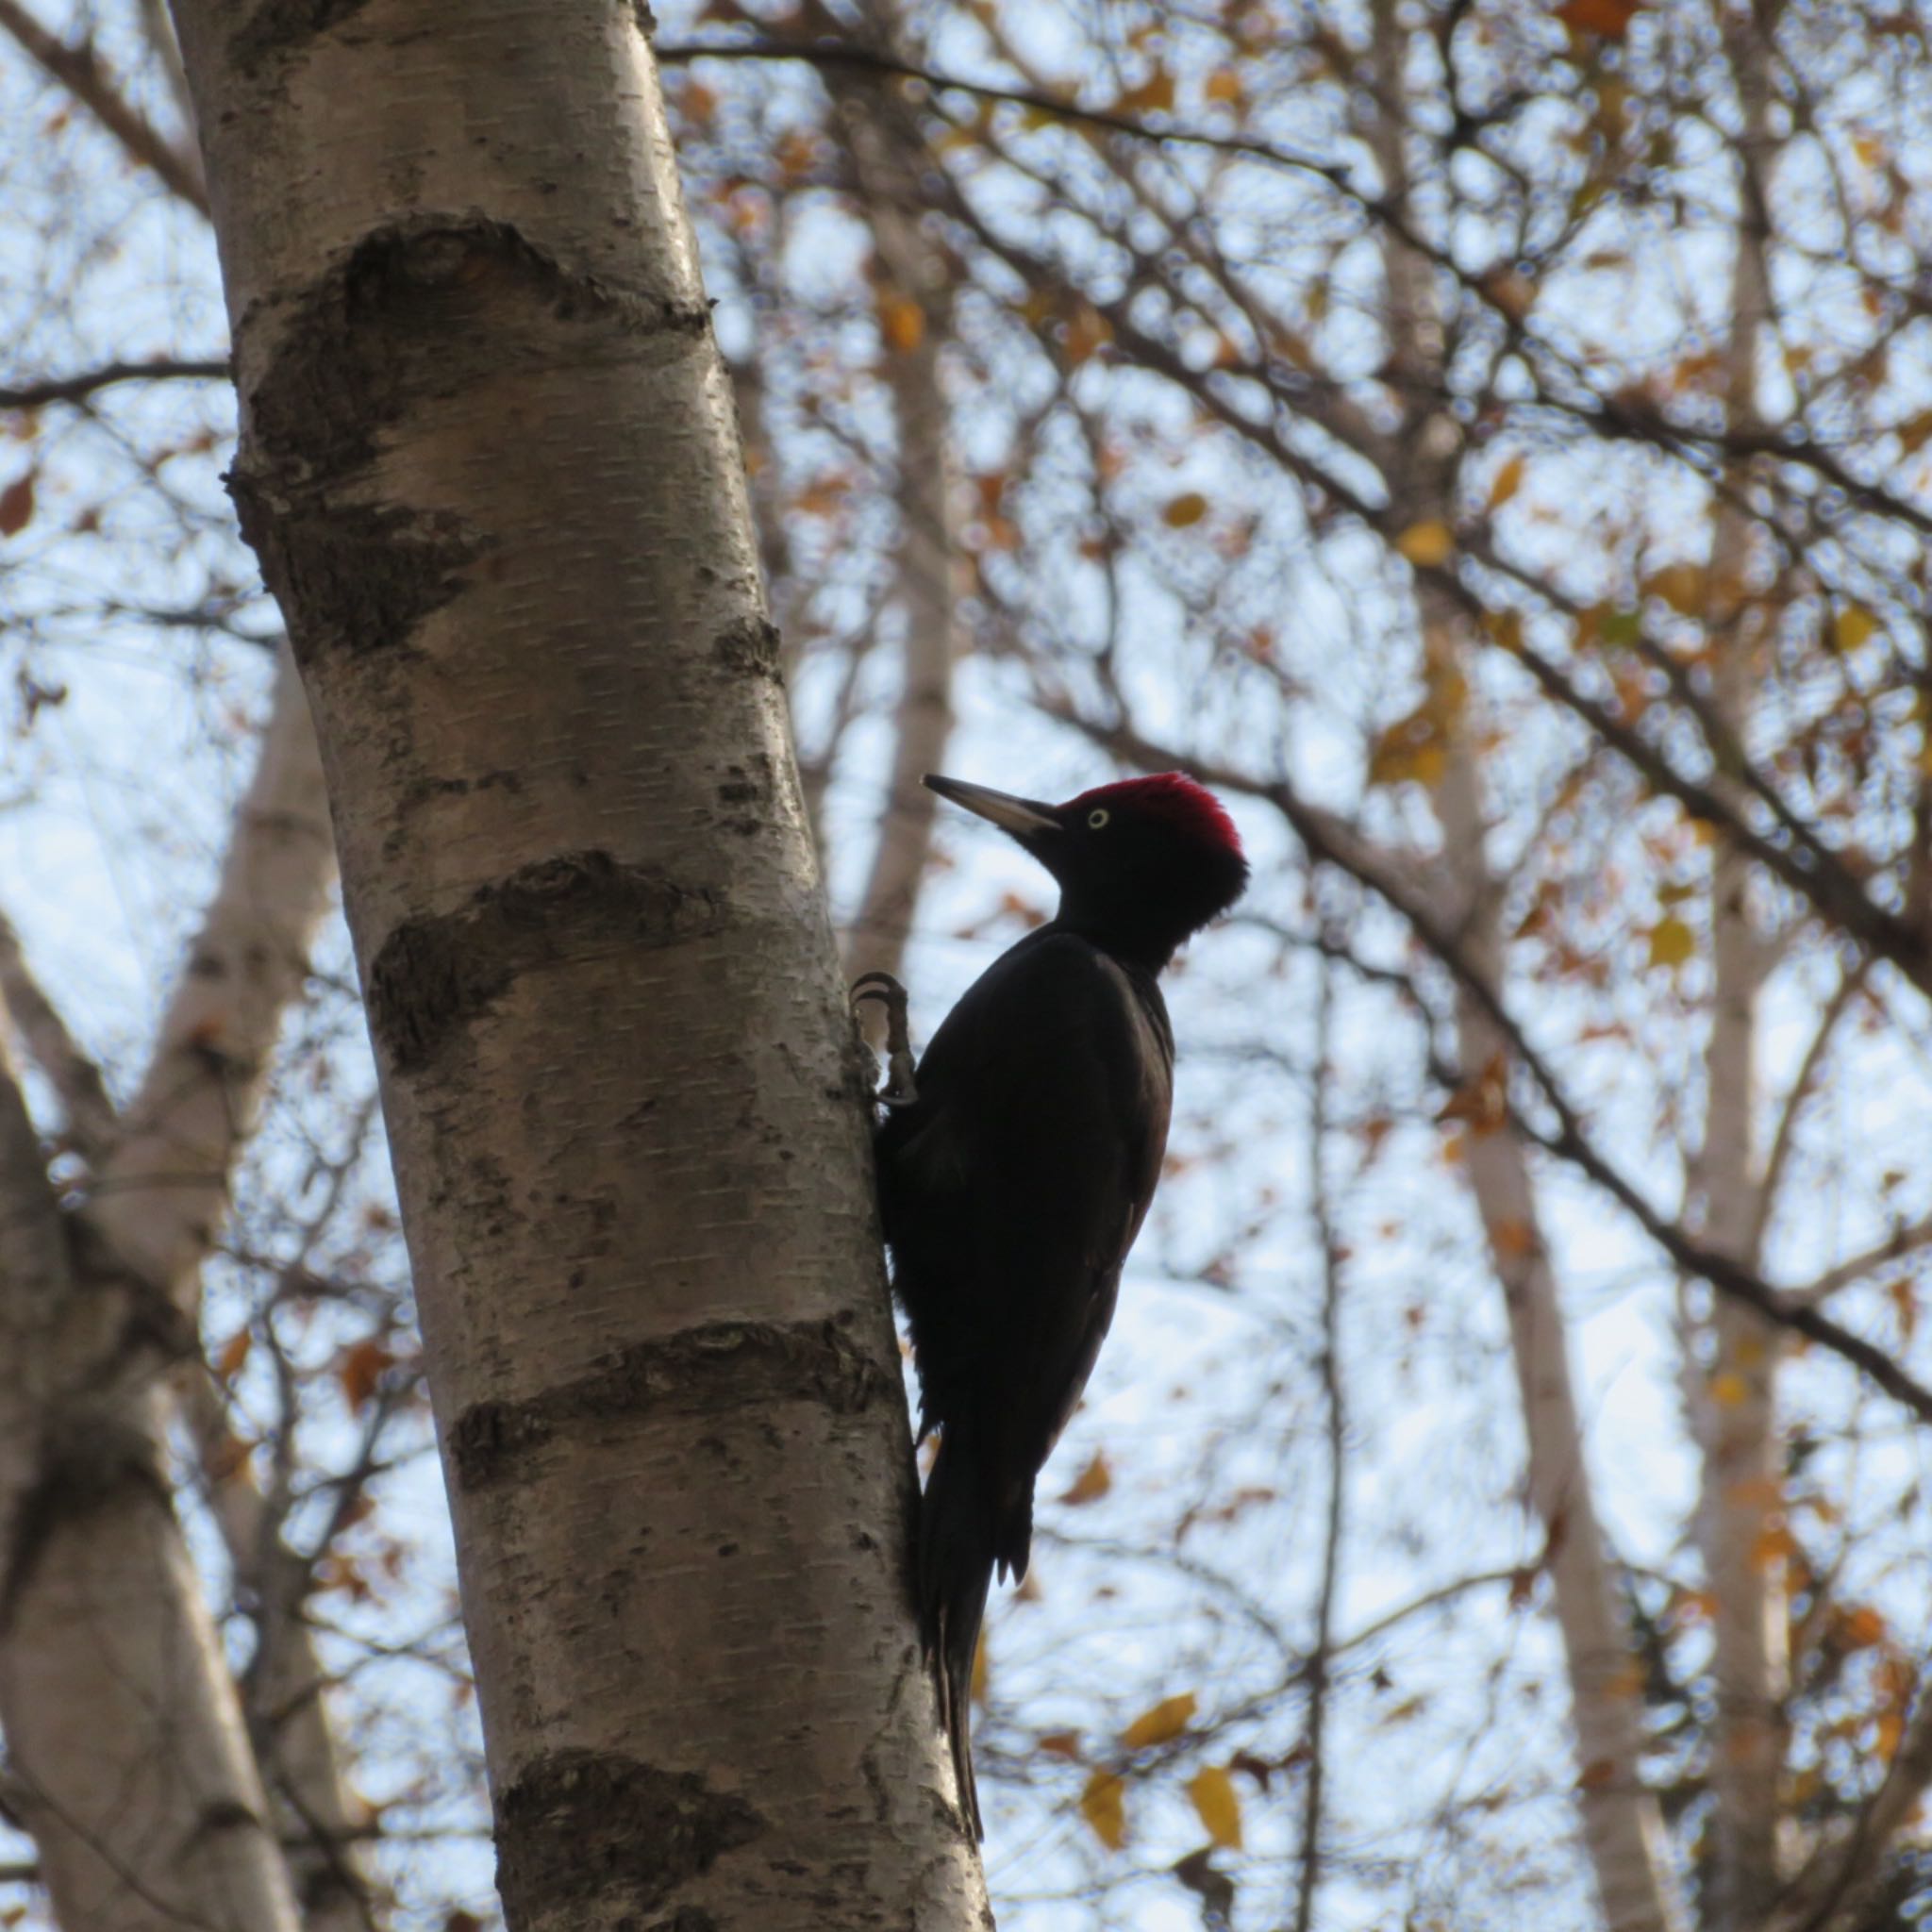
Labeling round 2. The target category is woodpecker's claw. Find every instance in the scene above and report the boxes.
[853,972,919,1108]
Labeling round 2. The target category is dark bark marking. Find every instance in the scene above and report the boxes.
[494,1750,760,1927]
[233,489,487,663]
[235,219,708,660]
[448,1316,895,1493]
[247,219,707,482]
[1,1418,174,1630]
[365,849,719,1075]
[712,615,782,682]
[227,0,371,75]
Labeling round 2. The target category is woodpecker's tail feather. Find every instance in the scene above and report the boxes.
[919,1424,995,1840]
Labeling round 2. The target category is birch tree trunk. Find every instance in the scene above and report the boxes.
[835,29,958,987]
[1364,11,1687,1919]
[1689,19,1788,1921]
[0,660,332,1932]
[1437,729,1691,1932]
[160,1,989,1924]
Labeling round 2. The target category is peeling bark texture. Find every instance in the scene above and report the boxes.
[0,1048,301,1932]
[160,0,989,1924]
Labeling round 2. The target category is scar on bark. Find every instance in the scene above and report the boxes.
[494,1749,761,1924]
[364,850,720,1075]
[447,1316,895,1493]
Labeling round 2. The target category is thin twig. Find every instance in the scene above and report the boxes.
[1294,965,1345,1932]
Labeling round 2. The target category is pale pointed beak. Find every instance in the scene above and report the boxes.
[923,774,1061,838]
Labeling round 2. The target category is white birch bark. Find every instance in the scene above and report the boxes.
[83,652,370,1929]
[160,1,989,1924]
[1364,8,1686,1917]
[1438,732,1691,1932]
[0,1040,302,1932]
[836,82,957,988]
[1686,21,1787,1923]
[91,648,335,1300]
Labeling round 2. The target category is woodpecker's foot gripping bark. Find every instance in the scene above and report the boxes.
[853,972,919,1108]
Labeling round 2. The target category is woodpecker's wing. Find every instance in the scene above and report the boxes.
[877,929,1174,1486]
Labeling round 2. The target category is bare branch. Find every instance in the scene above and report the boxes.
[0,358,230,411]
[0,911,116,1162]
[0,0,208,214]
[1061,710,1932,1423]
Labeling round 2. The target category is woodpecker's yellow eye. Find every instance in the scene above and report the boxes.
[1088,808,1110,829]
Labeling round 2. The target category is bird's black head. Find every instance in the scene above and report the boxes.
[925,771,1249,968]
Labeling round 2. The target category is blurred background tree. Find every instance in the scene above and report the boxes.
[2,0,1931,1927]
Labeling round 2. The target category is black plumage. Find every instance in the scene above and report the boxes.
[872,772,1249,1837]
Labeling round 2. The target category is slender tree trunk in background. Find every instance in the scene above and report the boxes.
[1690,22,1788,1909]
[1365,11,1687,1917]
[0,661,332,1932]
[1437,723,1691,1932]
[834,35,957,987]
[161,2,989,1926]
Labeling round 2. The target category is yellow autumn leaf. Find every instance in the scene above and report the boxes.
[1709,1372,1750,1411]
[1204,68,1243,105]
[1647,916,1695,969]
[877,291,926,355]
[1117,70,1174,116]
[1060,1449,1112,1505]
[1080,1769,1126,1849]
[1187,1764,1243,1849]
[1643,562,1706,616]
[1395,520,1454,567]
[1163,491,1209,528]
[971,1627,990,1706]
[1121,1691,1197,1750]
[1487,454,1525,511]
[1832,604,1880,652]
[1064,305,1113,367]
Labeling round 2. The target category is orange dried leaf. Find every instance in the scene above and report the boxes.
[1491,1218,1537,1261]
[1832,604,1880,653]
[1204,68,1243,105]
[1487,454,1525,511]
[1163,491,1209,528]
[214,1327,253,1381]
[1060,1450,1112,1505]
[1708,1369,1750,1408]
[1840,1604,1888,1650]
[878,291,926,354]
[1079,1769,1126,1849]
[1187,1764,1243,1848]
[971,1626,990,1706]
[1556,0,1644,38]
[1121,1691,1197,1749]
[1395,520,1454,568]
[1038,1730,1084,1760]
[1064,305,1113,367]
[339,1337,393,1411]
[0,472,34,538]
[1643,562,1706,615]
[1117,70,1174,116]
[1437,1052,1508,1136]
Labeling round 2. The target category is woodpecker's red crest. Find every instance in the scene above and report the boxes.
[924,770,1248,965]
[1063,773,1245,862]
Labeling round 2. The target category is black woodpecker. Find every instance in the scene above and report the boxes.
[867,771,1249,1837]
